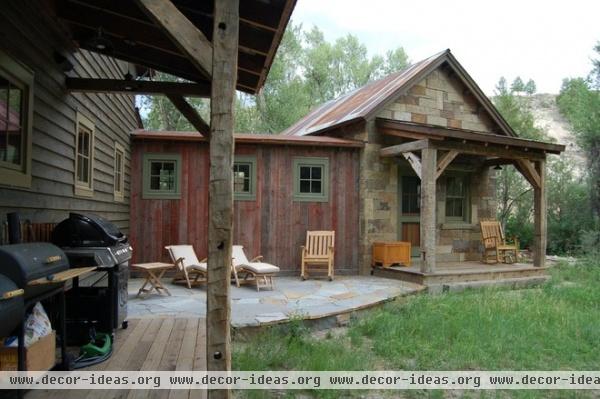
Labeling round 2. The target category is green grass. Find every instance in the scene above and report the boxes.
[233,257,600,398]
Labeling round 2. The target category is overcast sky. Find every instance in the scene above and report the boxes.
[291,0,600,95]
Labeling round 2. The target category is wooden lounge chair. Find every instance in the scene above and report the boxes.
[479,220,520,264]
[232,245,280,291]
[165,245,207,288]
[300,230,335,281]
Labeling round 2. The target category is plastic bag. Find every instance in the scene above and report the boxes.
[4,302,52,347]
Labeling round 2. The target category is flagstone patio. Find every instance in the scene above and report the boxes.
[127,276,425,328]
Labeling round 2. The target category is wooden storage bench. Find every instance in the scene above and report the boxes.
[371,241,411,268]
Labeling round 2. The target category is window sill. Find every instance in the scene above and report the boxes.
[74,185,94,198]
[441,223,476,230]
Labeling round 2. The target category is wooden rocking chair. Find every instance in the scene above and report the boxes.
[479,220,520,264]
[300,230,335,281]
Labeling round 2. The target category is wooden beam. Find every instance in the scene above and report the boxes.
[376,118,565,154]
[134,0,213,79]
[379,127,444,141]
[533,160,547,267]
[207,1,238,398]
[379,139,430,157]
[420,148,437,273]
[65,77,211,97]
[166,94,210,136]
[402,152,422,179]
[514,159,541,189]
[431,139,546,161]
[435,150,459,179]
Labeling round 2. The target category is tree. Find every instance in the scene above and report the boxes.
[510,76,525,93]
[524,79,536,96]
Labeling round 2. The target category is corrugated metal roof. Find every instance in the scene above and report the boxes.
[282,50,449,136]
[131,130,364,148]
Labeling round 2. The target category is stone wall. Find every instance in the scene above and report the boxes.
[378,67,497,133]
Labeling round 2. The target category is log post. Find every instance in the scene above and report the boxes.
[207,1,238,398]
[533,159,547,267]
[420,148,437,273]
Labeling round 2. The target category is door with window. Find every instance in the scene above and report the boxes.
[398,174,421,257]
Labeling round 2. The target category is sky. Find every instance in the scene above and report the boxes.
[291,0,600,95]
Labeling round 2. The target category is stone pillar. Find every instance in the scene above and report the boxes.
[420,148,437,273]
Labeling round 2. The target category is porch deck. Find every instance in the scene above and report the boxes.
[372,261,550,290]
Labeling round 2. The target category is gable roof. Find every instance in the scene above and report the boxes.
[282,49,517,137]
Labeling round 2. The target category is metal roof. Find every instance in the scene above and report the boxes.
[131,130,364,148]
[282,49,517,137]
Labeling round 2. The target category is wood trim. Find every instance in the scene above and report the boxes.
[379,139,430,157]
[166,94,210,137]
[134,0,213,79]
[380,127,444,141]
[436,150,459,179]
[66,77,211,97]
[376,118,565,154]
[402,152,422,179]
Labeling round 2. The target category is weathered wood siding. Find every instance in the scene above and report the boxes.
[0,1,136,238]
[130,140,360,275]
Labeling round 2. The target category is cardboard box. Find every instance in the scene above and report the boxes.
[0,331,56,371]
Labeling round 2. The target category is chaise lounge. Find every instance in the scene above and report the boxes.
[232,245,280,291]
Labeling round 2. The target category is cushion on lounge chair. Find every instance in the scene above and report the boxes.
[167,245,207,271]
[237,262,280,274]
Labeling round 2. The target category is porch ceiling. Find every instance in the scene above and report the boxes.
[51,0,296,94]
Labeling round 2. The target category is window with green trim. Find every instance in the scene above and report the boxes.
[293,157,329,202]
[233,156,256,201]
[445,175,468,220]
[142,153,181,199]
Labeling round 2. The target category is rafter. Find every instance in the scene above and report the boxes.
[66,78,211,97]
[166,94,210,137]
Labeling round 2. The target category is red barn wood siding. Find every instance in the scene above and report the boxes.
[130,140,360,274]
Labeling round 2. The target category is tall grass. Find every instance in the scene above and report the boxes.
[233,257,600,398]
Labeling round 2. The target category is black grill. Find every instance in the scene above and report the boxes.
[52,213,131,344]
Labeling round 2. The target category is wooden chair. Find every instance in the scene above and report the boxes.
[165,245,207,288]
[479,220,520,264]
[232,245,280,291]
[300,231,335,281]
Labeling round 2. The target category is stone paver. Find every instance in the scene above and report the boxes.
[127,276,424,327]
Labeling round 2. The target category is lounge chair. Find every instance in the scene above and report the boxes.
[232,245,279,291]
[165,245,207,288]
[300,230,335,281]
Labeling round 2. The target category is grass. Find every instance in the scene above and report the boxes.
[233,257,600,398]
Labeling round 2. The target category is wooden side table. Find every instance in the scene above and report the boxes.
[131,262,174,298]
[371,241,411,268]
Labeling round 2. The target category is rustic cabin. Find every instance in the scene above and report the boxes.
[131,50,565,288]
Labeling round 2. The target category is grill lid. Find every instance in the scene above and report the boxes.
[52,213,127,247]
[0,243,70,287]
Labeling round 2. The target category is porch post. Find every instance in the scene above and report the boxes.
[420,148,437,273]
[533,159,547,267]
[207,1,238,397]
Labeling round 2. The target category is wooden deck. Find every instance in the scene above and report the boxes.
[373,261,549,288]
[27,318,206,399]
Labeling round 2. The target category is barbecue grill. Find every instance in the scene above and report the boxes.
[52,213,131,343]
[0,274,24,338]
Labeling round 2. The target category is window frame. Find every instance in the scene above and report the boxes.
[292,157,329,202]
[142,153,182,200]
[114,141,125,202]
[444,173,470,223]
[0,49,34,188]
[74,113,95,197]
[233,155,257,201]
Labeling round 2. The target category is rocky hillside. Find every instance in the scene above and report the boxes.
[527,93,587,171]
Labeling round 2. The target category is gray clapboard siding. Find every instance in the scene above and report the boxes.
[0,1,135,236]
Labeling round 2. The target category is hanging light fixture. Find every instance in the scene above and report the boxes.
[88,27,113,52]
[493,165,502,171]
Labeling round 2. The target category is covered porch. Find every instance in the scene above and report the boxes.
[375,117,564,283]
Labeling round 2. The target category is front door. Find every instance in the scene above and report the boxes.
[398,174,421,257]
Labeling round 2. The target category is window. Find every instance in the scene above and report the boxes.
[233,155,256,201]
[401,176,420,215]
[74,113,95,197]
[114,142,125,202]
[445,175,468,220]
[293,157,329,202]
[0,49,33,188]
[142,153,181,199]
